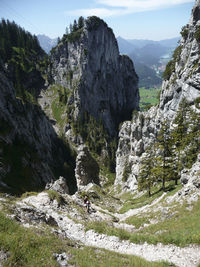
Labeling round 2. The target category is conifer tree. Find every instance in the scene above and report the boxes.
[69,23,73,33]
[138,145,157,197]
[72,20,78,32]
[156,120,174,190]
[78,16,84,29]
[65,27,69,35]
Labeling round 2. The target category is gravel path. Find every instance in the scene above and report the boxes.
[17,193,200,267]
[114,193,167,221]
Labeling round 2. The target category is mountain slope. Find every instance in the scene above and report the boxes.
[0,20,77,194]
[37,34,58,53]
[117,36,179,88]
[115,0,200,192]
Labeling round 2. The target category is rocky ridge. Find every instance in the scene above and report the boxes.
[115,0,200,191]
[48,16,139,136]
[159,0,200,120]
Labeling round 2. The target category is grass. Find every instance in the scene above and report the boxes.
[135,199,200,246]
[46,190,65,205]
[0,211,171,267]
[125,216,150,228]
[0,211,72,266]
[86,195,200,247]
[119,187,163,214]
[119,181,181,214]
[68,246,172,267]
[139,87,161,111]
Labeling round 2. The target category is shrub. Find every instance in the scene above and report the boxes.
[122,162,132,182]
[194,25,200,42]
[46,190,64,205]
[181,26,189,40]
[66,28,83,42]
[163,46,182,80]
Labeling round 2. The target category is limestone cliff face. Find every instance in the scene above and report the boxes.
[0,69,76,194]
[115,0,200,191]
[159,0,200,120]
[50,17,139,136]
[115,107,160,190]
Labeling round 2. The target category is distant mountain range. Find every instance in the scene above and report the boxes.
[117,36,180,88]
[37,34,58,53]
[37,34,180,89]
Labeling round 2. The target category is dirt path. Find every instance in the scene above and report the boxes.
[17,193,200,267]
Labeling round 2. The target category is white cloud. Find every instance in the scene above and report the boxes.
[97,0,194,9]
[66,0,194,18]
[67,8,124,17]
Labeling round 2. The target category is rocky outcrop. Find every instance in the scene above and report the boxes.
[181,154,200,188]
[159,0,200,120]
[45,176,69,194]
[115,107,160,190]
[0,250,9,267]
[115,0,200,191]
[50,17,139,136]
[75,146,99,187]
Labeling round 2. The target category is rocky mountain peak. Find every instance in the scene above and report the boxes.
[49,16,139,136]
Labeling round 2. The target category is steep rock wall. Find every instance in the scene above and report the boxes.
[159,0,200,120]
[50,17,139,136]
[115,0,200,191]
[0,69,76,194]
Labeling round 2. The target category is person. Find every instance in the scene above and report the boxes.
[83,196,90,213]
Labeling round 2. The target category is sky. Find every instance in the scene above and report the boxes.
[0,0,195,41]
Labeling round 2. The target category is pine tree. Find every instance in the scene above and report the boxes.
[69,23,73,33]
[138,145,157,197]
[72,20,78,32]
[156,120,174,190]
[78,16,84,29]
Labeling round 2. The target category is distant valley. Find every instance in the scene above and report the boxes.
[117,36,180,88]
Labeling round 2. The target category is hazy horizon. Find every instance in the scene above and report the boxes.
[0,0,195,41]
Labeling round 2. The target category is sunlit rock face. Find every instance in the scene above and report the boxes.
[50,16,139,136]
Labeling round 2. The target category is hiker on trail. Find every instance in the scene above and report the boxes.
[83,196,90,213]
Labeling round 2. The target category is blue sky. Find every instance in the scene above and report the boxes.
[0,0,195,40]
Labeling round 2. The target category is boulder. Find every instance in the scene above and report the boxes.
[75,146,99,187]
[46,176,69,194]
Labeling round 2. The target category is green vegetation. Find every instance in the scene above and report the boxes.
[194,25,200,42]
[136,63,162,89]
[65,28,83,42]
[0,137,43,194]
[138,146,158,196]
[139,87,161,111]
[87,193,200,247]
[69,246,171,267]
[0,210,171,267]
[100,166,116,188]
[163,46,182,80]
[119,185,164,214]
[138,98,200,197]
[72,111,118,172]
[122,162,132,182]
[57,16,85,45]
[125,216,150,229]
[0,19,48,103]
[0,211,72,266]
[180,26,189,40]
[46,190,65,205]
